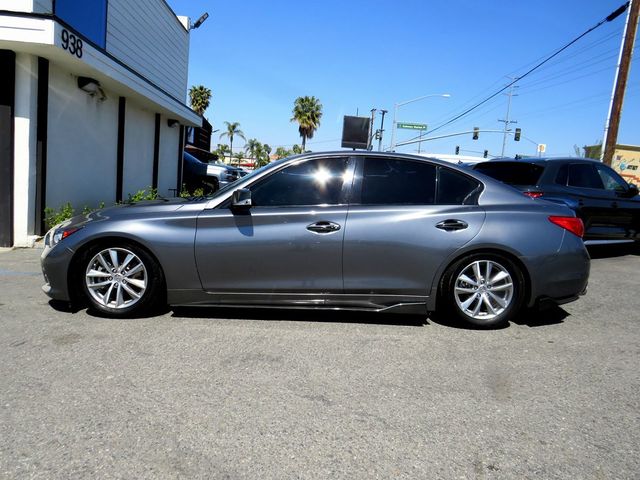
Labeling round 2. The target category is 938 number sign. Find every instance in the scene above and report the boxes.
[60,29,83,58]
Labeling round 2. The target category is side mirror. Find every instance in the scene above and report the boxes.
[627,183,639,198]
[231,188,252,208]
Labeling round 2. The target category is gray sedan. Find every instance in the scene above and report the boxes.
[41,152,589,327]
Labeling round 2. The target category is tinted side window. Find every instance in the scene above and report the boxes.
[555,164,568,186]
[474,162,544,186]
[568,164,604,189]
[360,158,436,205]
[596,164,628,192]
[250,157,349,207]
[437,167,481,205]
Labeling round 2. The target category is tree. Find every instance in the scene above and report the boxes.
[220,122,246,163]
[233,151,244,165]
[244,138,261,164]
[214,144,230,163]
[274,146,290,159]
[292,144,303,155]
[188,85,212,116]
[255,143,271,168]
[291,96,323,152]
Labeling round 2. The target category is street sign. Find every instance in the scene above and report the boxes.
[397,122,427,130]
[537,144,547,153]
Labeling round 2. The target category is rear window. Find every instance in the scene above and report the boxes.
[474,162,544,186]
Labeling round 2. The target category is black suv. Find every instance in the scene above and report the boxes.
[473,158,640,243]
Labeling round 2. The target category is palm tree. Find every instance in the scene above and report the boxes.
[292,144,303,155]
[233,151,244,165]
[214,144,230,163]
[274,146,290,159]
[188,85,212,116]
[244,138,261,165]
[291,96,322,152]
[219,121,245,163]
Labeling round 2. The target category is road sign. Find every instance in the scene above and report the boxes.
[537,144,547,153]
[397,122,427,130]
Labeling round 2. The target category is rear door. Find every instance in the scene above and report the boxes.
[561,162,626,239]
[594,163,639,239]
[342,157,485,297]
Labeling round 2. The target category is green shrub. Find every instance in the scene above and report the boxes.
[44,202,75,230]
[127,187,158,203]
[179,185,205,198]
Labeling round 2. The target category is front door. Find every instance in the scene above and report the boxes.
[194,156,353,297]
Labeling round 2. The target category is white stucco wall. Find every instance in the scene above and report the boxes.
[13,52,38,247]
[158,118,179,197]
[46,62,118,210]
[122,101,154,197]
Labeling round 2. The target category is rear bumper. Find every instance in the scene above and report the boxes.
[525,232,590,308]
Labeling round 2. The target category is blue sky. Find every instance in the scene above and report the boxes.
[167,0,639,158]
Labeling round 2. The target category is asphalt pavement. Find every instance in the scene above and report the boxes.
[0,245,638,479]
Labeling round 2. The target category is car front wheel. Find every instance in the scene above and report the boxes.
[440,254,525,328]
[81,243,165,317]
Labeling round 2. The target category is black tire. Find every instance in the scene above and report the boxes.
[79,242,166,317]
[439,253,525,328]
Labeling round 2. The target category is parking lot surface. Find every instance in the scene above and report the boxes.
[0,246,639,479]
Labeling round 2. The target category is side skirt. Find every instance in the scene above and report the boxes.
[167,290,429,315]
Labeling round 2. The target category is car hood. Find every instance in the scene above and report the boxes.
[57,198,203,230]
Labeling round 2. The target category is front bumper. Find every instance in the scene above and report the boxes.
[41,243,75,302]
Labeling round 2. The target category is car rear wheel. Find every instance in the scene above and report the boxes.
[440,253,525,328]
[81,243,165,317]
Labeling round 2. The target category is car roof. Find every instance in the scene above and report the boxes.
[477,157,601,165]
[287,150,478,171]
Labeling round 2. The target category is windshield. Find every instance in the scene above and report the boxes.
[206,157,291,198]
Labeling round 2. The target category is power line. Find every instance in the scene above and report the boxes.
[403,2,630,143]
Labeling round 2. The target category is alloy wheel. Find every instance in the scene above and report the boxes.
[454,260,514,321]
[85,248,148,309]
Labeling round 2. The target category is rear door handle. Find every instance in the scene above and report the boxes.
[435,219,468,231]
[307,221,341,234]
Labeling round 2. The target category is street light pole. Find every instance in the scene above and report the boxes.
[389,93,450,151]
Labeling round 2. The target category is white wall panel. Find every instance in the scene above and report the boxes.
[157,117,179,197]
[0,0,52,13]
[122,101,154,197]
[12,53,38,246]
[106,0,188,101]
[46,63,118,209]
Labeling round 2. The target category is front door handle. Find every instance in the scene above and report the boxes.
[307,221,341,234]
[435,219,468,231]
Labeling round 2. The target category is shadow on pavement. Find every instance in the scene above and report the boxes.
[171,306,428,327]
[511,305,569,328]
[587,243,638,259]
[428,304,569,330]
[48,299,81,314]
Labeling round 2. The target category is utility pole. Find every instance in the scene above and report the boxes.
[377,109,388,152]
[368,108,377,150]
[602,0,638,165]
[498,78,518,157]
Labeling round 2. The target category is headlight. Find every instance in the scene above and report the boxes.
[45,225,81,247]
[206,165,220,176]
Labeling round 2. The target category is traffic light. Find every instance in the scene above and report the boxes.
[514,128,521,141]
[483,150,488,158]
[472,127,479,140]
[455,146,460,155]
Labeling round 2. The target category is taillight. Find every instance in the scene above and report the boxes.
[523,191,544,198]
[548,216,584,238]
